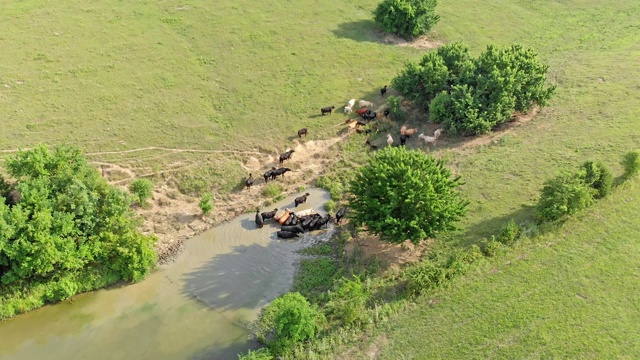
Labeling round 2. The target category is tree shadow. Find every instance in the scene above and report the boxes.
[458,204,539,247]
[332,20,383,44]
[180,241,303,314]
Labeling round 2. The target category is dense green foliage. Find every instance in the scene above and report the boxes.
[199,193,214,215]
[579,160,613,199]
[0,145,156,319]
[256,292,323,356]
[537,160,615,222]
[621,150,640,178]
[536,171,596,222]
[128,179,154,204]
[386,95,405,121]
[393,42,555,135]
[372,0,440,39]
[348,147,468,244]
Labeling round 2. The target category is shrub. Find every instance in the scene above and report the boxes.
[621,150,640,178]
[481,236,506,257]
[325,276,371,327]
[324,199,336,213]
[404,260,448,296]
[262,183,283,198]
[497,219,521,246]
[256,292,322,356]
[536,171,596,222]
[386,96,405,121]
[445,245,484,278]
[348,147,468,244]
[373,0,440,39]
[129,178,154,204]
[579,160,613,198]
[199,193,214,215]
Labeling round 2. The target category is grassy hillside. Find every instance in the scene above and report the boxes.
[346,177,640,359]
[0,0,411,172]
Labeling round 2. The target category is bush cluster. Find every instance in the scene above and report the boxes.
[536,160,613,222]
[392,42,555,135]
[0,145,157,319]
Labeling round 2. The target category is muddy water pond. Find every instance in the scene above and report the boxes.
[0,189,332,360]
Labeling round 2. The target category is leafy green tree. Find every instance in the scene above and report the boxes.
[392,54,449,109]
[621,150,640,178]
[0,145,156,316]
[256,292,322,356]
[129,178,153,204]
[536,171,596,222]
[348,147,468,244]
[373,0,440,39]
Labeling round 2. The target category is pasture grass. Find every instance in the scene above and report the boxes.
[347,177,640,359]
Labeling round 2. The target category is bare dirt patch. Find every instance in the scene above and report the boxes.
[382,34,443,50]
[345,232,431,273]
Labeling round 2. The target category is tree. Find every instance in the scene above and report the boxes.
[373,0,440,39]
[348,147,468,244]
[0,145,156,316]
[392,42,555,136]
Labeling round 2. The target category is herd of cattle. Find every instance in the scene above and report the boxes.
[243,85,439,239]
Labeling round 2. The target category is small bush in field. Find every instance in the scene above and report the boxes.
[387,96,405,121]
[325,276,371,327]
[404,260,448,296]
[621,150,640,178]
[497,219,521,245]
[445,245,484,278]
[579,160,613,198]
[129,178,153,204]
[256,292,322,356]
[262,183,283,198]
[536,171,596,222]
[199,193,213,215]
[482,236,506,257]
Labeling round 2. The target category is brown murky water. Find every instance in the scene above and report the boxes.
[0,189,332,360]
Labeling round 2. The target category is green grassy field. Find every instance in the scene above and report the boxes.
[2,0,640,357]
[346,177,640,359]
[0,0,416,189]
